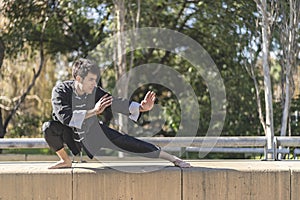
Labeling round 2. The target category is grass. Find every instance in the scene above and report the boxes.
[1,148,54,155]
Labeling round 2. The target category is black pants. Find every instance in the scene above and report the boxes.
[42,121,82,156]
[42,120,161,159]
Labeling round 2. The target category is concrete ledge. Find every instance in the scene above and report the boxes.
[73,163,181,200]
[0,162,72,200]
[1,160,300,200]
[183,161,291,200]
[291,168,300,200]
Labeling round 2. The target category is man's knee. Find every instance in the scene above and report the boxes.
[42,121,58,138]
[42,121,64,151]
[42,121,51,133]
[42,121,53,134]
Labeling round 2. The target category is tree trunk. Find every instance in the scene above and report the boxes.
[114,0,126,80]
[280,73,291,137]
[278,0,300,159]
[114,0,127,158]
[0,16,48,139]
[280,0,299,137]
[0,37,5,138]
[0,109,4,139]
[243,41,266,135]
[0,37,4,70]
[255,0,275,159]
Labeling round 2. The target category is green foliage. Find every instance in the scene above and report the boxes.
[289,96,300,136]
[1,0,112,57]
[1,0,298,159]
[3,0,260,141]
[7,113,43,138]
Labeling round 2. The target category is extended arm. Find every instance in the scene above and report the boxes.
[139,91,156,112]
[90,89,156,122]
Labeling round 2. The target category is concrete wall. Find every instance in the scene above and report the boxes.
[1,160,300,200]
[0,166,72,200]
[186,161,300,200]
[73,167,181,200]
[183,164,290,200]
[291,168,300,200]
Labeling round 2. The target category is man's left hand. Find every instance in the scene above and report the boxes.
[140,91,156,112]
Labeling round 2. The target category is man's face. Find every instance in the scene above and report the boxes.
[78,72,98,94]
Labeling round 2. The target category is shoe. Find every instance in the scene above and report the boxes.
[173,159,192,168]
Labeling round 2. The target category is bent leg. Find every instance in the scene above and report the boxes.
[43,121,81,155]
[48,148,72,169]
[43,121,65,152]
[42,121,73,169]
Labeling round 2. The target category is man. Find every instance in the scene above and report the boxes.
[42,58,191,169]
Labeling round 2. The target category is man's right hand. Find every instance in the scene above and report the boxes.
[94,94,113,115]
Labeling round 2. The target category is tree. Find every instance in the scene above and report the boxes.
[1,1,286,157]
[277,0,300,138]
[0,1,49,138]
[253,0,277,159]
[109,0,261,138]
[0,0,112,137]
[276,0,300,159]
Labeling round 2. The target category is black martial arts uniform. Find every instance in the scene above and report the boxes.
[42,80,161,158]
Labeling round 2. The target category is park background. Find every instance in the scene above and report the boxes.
[0,0,299,159]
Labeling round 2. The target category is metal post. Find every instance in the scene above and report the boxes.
[266,130,275,160]
[274,137,278,160]
[264,144,267,160]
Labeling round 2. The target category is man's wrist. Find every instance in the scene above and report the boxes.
[85,109,97,119]
[139,105,143,112]
[139,105,148,112]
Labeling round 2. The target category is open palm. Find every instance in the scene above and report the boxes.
[140,91,156,112]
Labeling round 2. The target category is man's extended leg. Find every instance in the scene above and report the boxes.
[91,124,191,168]
[108,131,191,167]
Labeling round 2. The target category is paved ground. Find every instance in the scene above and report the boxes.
[1,158,300,172]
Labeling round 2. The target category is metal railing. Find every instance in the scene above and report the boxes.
[1,136,299,160]
[0,136,267,148]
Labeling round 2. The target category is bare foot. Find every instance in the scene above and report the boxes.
[48,160,72,169]
[173,159,192,168]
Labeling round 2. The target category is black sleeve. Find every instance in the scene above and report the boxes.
[51,84,73,126]
[95,87,140,119]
